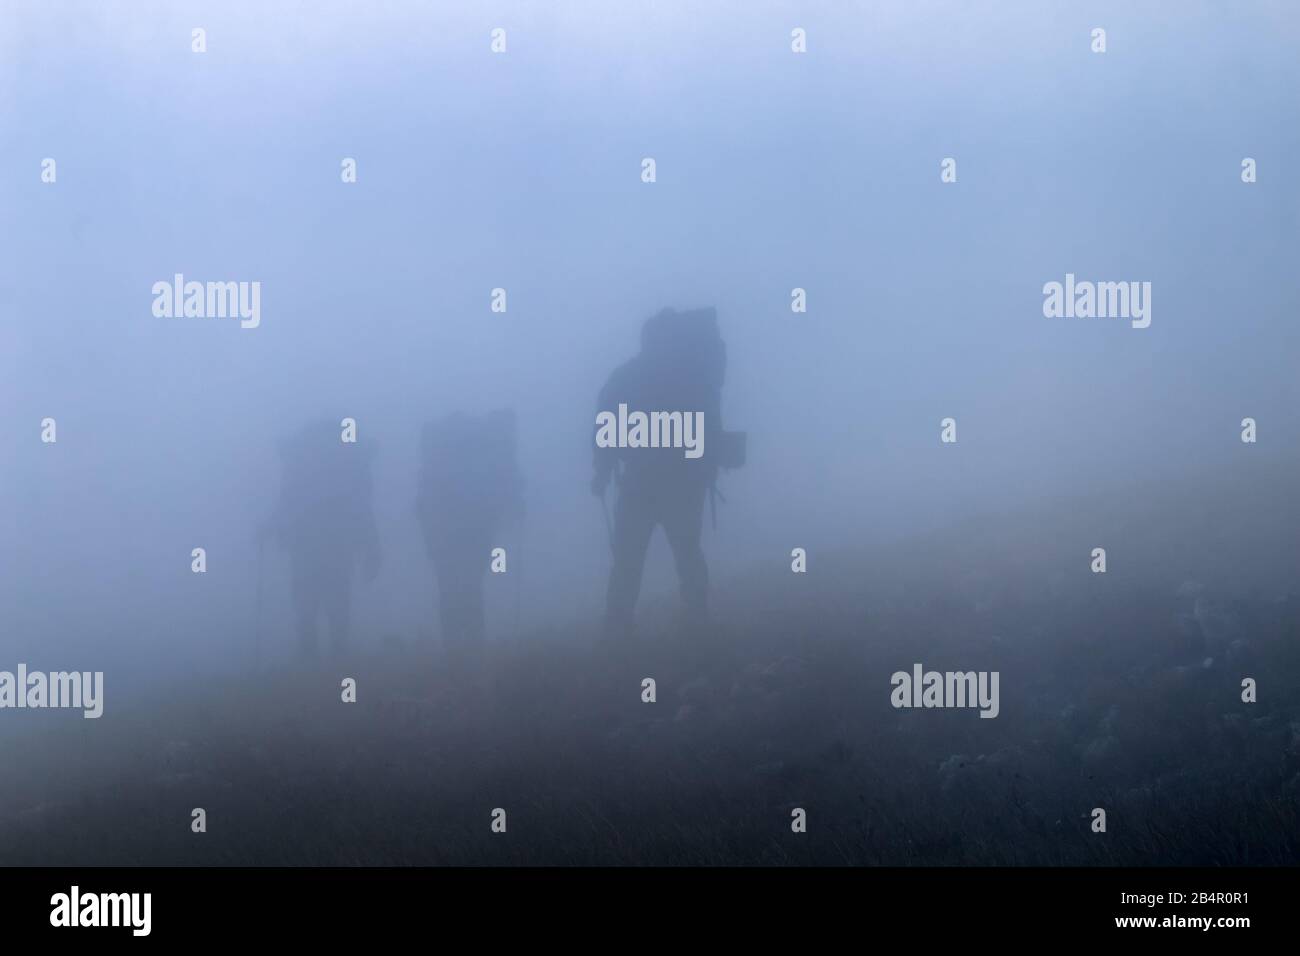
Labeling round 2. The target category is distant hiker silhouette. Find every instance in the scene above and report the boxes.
[263,420,381,658]
[592,306,745,637]
[416,410,524,649]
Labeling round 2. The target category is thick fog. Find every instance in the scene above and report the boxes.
[2,0,1298,702]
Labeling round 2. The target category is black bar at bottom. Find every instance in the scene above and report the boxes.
[0,866,1281,941]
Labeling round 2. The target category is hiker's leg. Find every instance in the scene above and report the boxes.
[443,559,485,649]
[324,561,352,656]
[456,531,492,645]
[290,556,319,658]
[431,547,459,645]
[605,485,657,632]
[664,483,709,620]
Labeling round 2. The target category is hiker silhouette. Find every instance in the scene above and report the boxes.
[416,410,525,649]
[592,306,745,637]
[263,419,382,658]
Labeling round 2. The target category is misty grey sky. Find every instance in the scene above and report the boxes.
[2,1,1297,686]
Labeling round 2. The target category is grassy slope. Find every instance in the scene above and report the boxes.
[3,523,1298,865]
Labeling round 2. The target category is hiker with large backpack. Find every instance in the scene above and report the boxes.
[416,409,525,650]
[591,306,745,638]
[262,419,382,659]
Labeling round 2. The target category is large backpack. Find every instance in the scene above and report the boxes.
[639,306,726,392]
[274,420,375,547]
[417,410,522,528]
